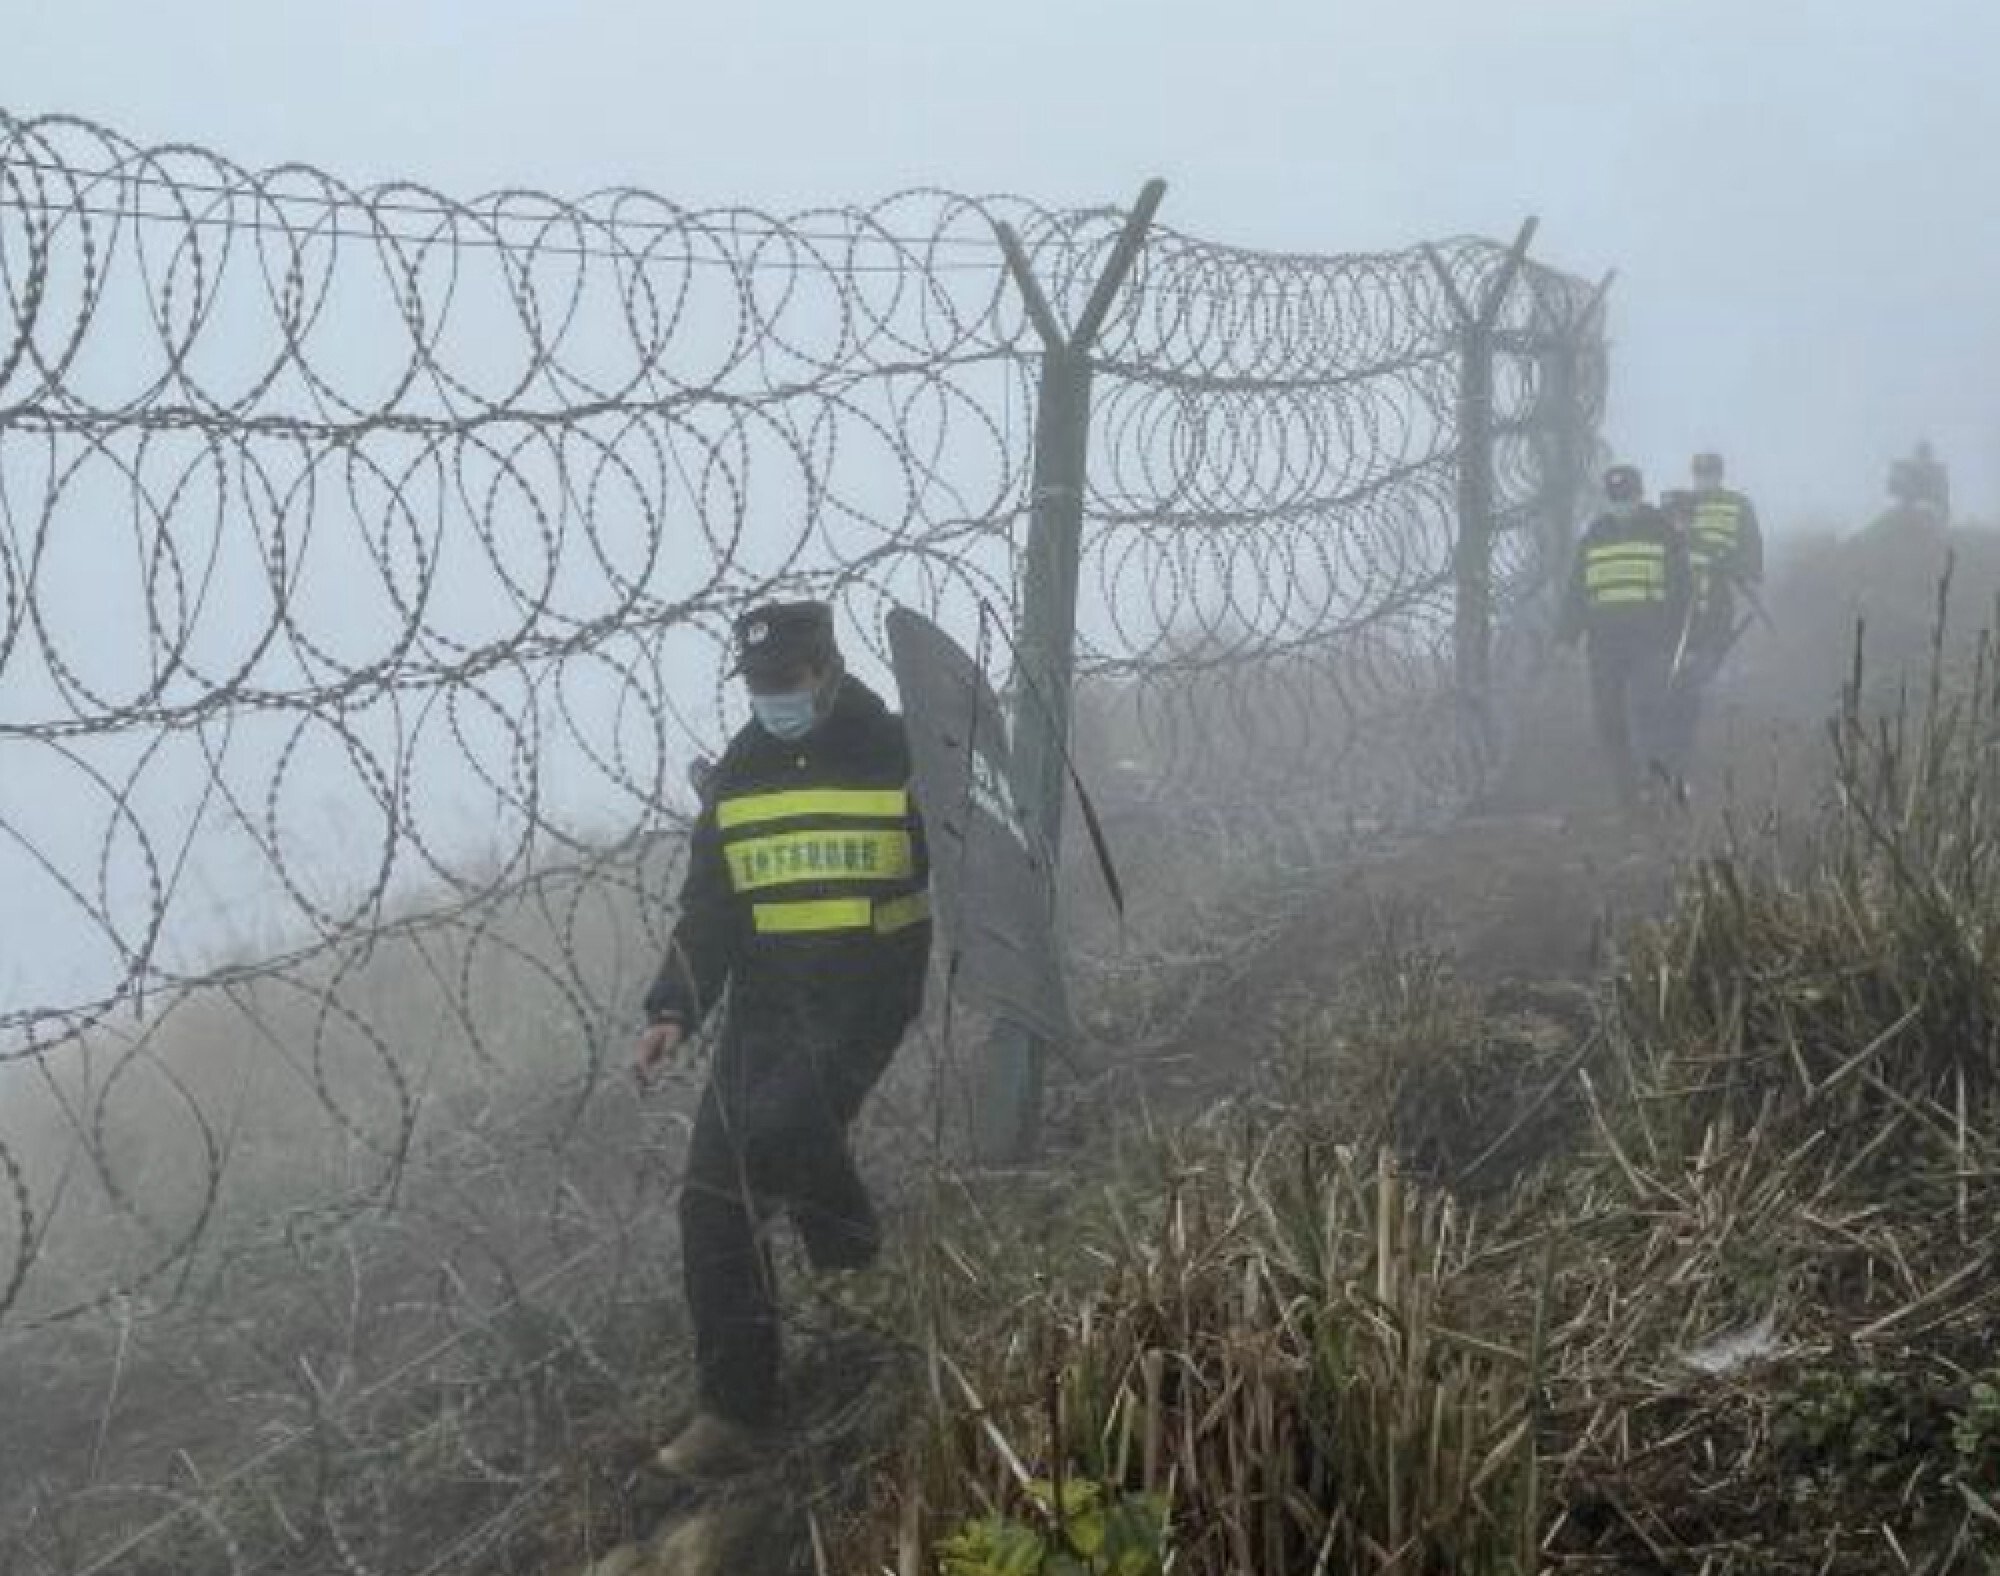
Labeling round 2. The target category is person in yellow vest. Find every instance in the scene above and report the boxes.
[1662,451,1766,769]
[1683,452,1764,647]
[633,600,931,1477]
[1556,464,1694,808]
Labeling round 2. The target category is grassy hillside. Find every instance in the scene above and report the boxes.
[798,552,2000,1576]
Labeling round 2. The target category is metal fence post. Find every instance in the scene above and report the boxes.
[973,179,1165,1164]
[1008,341,1094,882]
[1424,218,1538,761]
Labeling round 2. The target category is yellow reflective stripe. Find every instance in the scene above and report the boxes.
[1586,570,1666,595]
[1586,558,1665,577]
[725,829,915,892]
[1584,541,1666,603]
[1585,559,1665,578]
[752,898,874,934]
[1586,580,1666,604]
[717,787,909,830]
[1586,570,1665,590]
[1585,543,1666,563]
[873,891,932,934]
[1591,587,1663,605]
[749,892,932,935]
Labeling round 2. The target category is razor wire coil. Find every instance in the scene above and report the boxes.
[0,107,1606,1573]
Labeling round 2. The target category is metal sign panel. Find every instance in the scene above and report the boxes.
[887,608,1069,1043]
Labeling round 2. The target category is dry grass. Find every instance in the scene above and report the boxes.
[844,1126,1547,1576]
[828,578,2000,1575]
[1528,577,2000,1571]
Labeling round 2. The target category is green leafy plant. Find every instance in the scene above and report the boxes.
[1775,1368,1931,1483]
[938,1478,1170,1576]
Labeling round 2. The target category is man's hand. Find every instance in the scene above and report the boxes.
[633,1019,686,1084]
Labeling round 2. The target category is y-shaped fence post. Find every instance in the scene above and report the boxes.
[1424,216,1539,768]
[974,179,1166,1165]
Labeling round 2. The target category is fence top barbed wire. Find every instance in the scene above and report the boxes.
[1,112,1598,416]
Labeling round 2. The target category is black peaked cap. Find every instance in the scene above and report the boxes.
[732,600,837,678]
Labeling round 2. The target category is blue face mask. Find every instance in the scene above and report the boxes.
[752,689,819,741]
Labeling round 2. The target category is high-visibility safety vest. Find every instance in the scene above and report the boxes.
[715,785,931,937]
[1690,494,1745,567]
[1583,538,1669,607]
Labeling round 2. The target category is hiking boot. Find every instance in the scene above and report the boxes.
[650,1410,765,1479]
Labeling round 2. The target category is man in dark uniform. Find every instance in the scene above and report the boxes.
[1684,452,1764,633]
[633,600,931,1476]
[1556,464,1694,808]
[1662,451,1766,769]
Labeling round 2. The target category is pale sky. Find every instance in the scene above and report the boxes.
[12,0,1996,525]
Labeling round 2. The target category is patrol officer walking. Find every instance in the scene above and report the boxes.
[633,600,931,1477]
[1663,451,1765,768]
[1557,464,1694,808]
[1684,452,1764,628]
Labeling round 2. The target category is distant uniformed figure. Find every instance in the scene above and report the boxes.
[1683,452,1764,644]
[1661,451,1765,768]
[1556,464,1694,807]
[1888,439,1951,526]
[633,600,931,1477]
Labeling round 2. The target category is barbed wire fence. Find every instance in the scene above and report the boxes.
[0,109,1609,1573]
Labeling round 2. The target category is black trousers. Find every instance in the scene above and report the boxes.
[678,999,901,1426]
[1586,633,1675,805]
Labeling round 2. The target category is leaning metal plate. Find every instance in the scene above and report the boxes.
[887,608,1070,1043]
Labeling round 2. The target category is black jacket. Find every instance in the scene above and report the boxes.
[1556,505,1694,650]
[644,675,931,1047]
